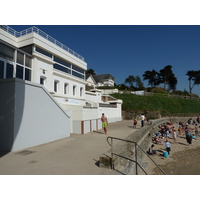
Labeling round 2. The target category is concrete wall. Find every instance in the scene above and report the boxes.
[0,79,70,152]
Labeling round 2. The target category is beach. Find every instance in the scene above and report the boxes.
[147,123,200,175]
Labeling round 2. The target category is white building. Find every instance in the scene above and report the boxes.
[86,73,115,88]
[0,25,122,151]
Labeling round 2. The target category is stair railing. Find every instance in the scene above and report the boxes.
[107,136,166,175]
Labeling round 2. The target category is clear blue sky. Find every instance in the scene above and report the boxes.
[10,25,200,96]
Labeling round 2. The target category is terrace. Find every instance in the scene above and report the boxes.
[0,25,84,61]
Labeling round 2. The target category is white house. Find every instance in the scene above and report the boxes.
[86,73,115,88]
[0,25,122,151]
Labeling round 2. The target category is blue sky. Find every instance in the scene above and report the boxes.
[9,25,200,96]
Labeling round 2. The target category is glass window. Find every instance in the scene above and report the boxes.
[35,46,52,58]
[80,87,83,97]
[40,77,45,85]
[73,85,76,96]
[0,42,15,61]
[72,64,84,74]
[25,55,31,67]
[25,68,31,81]
[64,83,68,94]
[16,65,24,79]
[0,60,4,79]
[54,56,71,68]
[17,51,24,65]
[6,63,13,78]
[72,71,84,79]
[53,64,71,74]
[54,81,59,92]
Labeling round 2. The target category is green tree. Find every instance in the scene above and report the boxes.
[124,75,135,88]
[135,75,144,89]
[86,68,96,75]
[186,70,200,95]
[143,69,160,87]
[159,65,177,91]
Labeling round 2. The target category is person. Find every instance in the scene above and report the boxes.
[101,113,108,135]
[148,144,158,155]
[186,132,193,145]
[173,129,177,144]
[141,114,145,128]
[164,139,171,155]
[133,119,137,129]
[195,124,199,137]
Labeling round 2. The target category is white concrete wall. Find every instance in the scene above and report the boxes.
[0,79,70,151]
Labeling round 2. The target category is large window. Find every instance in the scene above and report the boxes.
[53,55,85,80]
[0,41,32,81]
[0,42,15,61]
[0,60,4,79]
[53,63,71,74]
[35,46,52,58]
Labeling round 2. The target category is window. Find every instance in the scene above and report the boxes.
[16,65,24,79]
[64,83,69,94]
[6,63,13,78]
[25,55,31,67]
[53,63,71,74]
[54,81,59,92]
[73,85,76,96]
[35,46,52,58]
[40,77,45,85]
[80,87,83,97]
[72,71,84,79]
[0,42,15,61]
[17,51,24,65]
[72,64,84,74]
[54,56,71,68]
[0,60,4,79]
[25,68,31,81]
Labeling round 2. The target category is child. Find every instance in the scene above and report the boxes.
[133,119,137,129]
[164,139,171,155]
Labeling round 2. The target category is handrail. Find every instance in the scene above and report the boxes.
[0,25,84,61]
[107,136,166,175]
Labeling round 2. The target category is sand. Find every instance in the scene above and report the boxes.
[145,123,200,175]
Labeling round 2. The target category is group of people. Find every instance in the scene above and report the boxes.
[148,117,200,156]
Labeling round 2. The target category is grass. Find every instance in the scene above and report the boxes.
[111,93,200,116]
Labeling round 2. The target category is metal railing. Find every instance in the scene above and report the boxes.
[107,136,166,175]
[0,25,84,61]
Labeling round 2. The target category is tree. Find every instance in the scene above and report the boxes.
[124,75,135,88]
[159,65,177,91]
[135,75,144,89]
[186,70,200,95]
[143,69,160,87]
[86,68,96,75]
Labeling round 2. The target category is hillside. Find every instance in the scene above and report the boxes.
[111,93,200,117]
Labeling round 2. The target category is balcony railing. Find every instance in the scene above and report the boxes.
[0,25,85,61]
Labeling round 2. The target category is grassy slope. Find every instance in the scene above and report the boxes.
[111,94,200,115]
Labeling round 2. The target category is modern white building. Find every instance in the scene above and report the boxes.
[0,25,122,151]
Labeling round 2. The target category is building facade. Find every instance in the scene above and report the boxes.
[0,25,122,151]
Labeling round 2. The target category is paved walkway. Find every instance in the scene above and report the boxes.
[0,120,139,175]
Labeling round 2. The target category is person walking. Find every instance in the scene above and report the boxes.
[101,113,108,135]
[141,114,145,128]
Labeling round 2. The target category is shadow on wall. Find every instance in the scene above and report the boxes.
[0,78,25,153]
